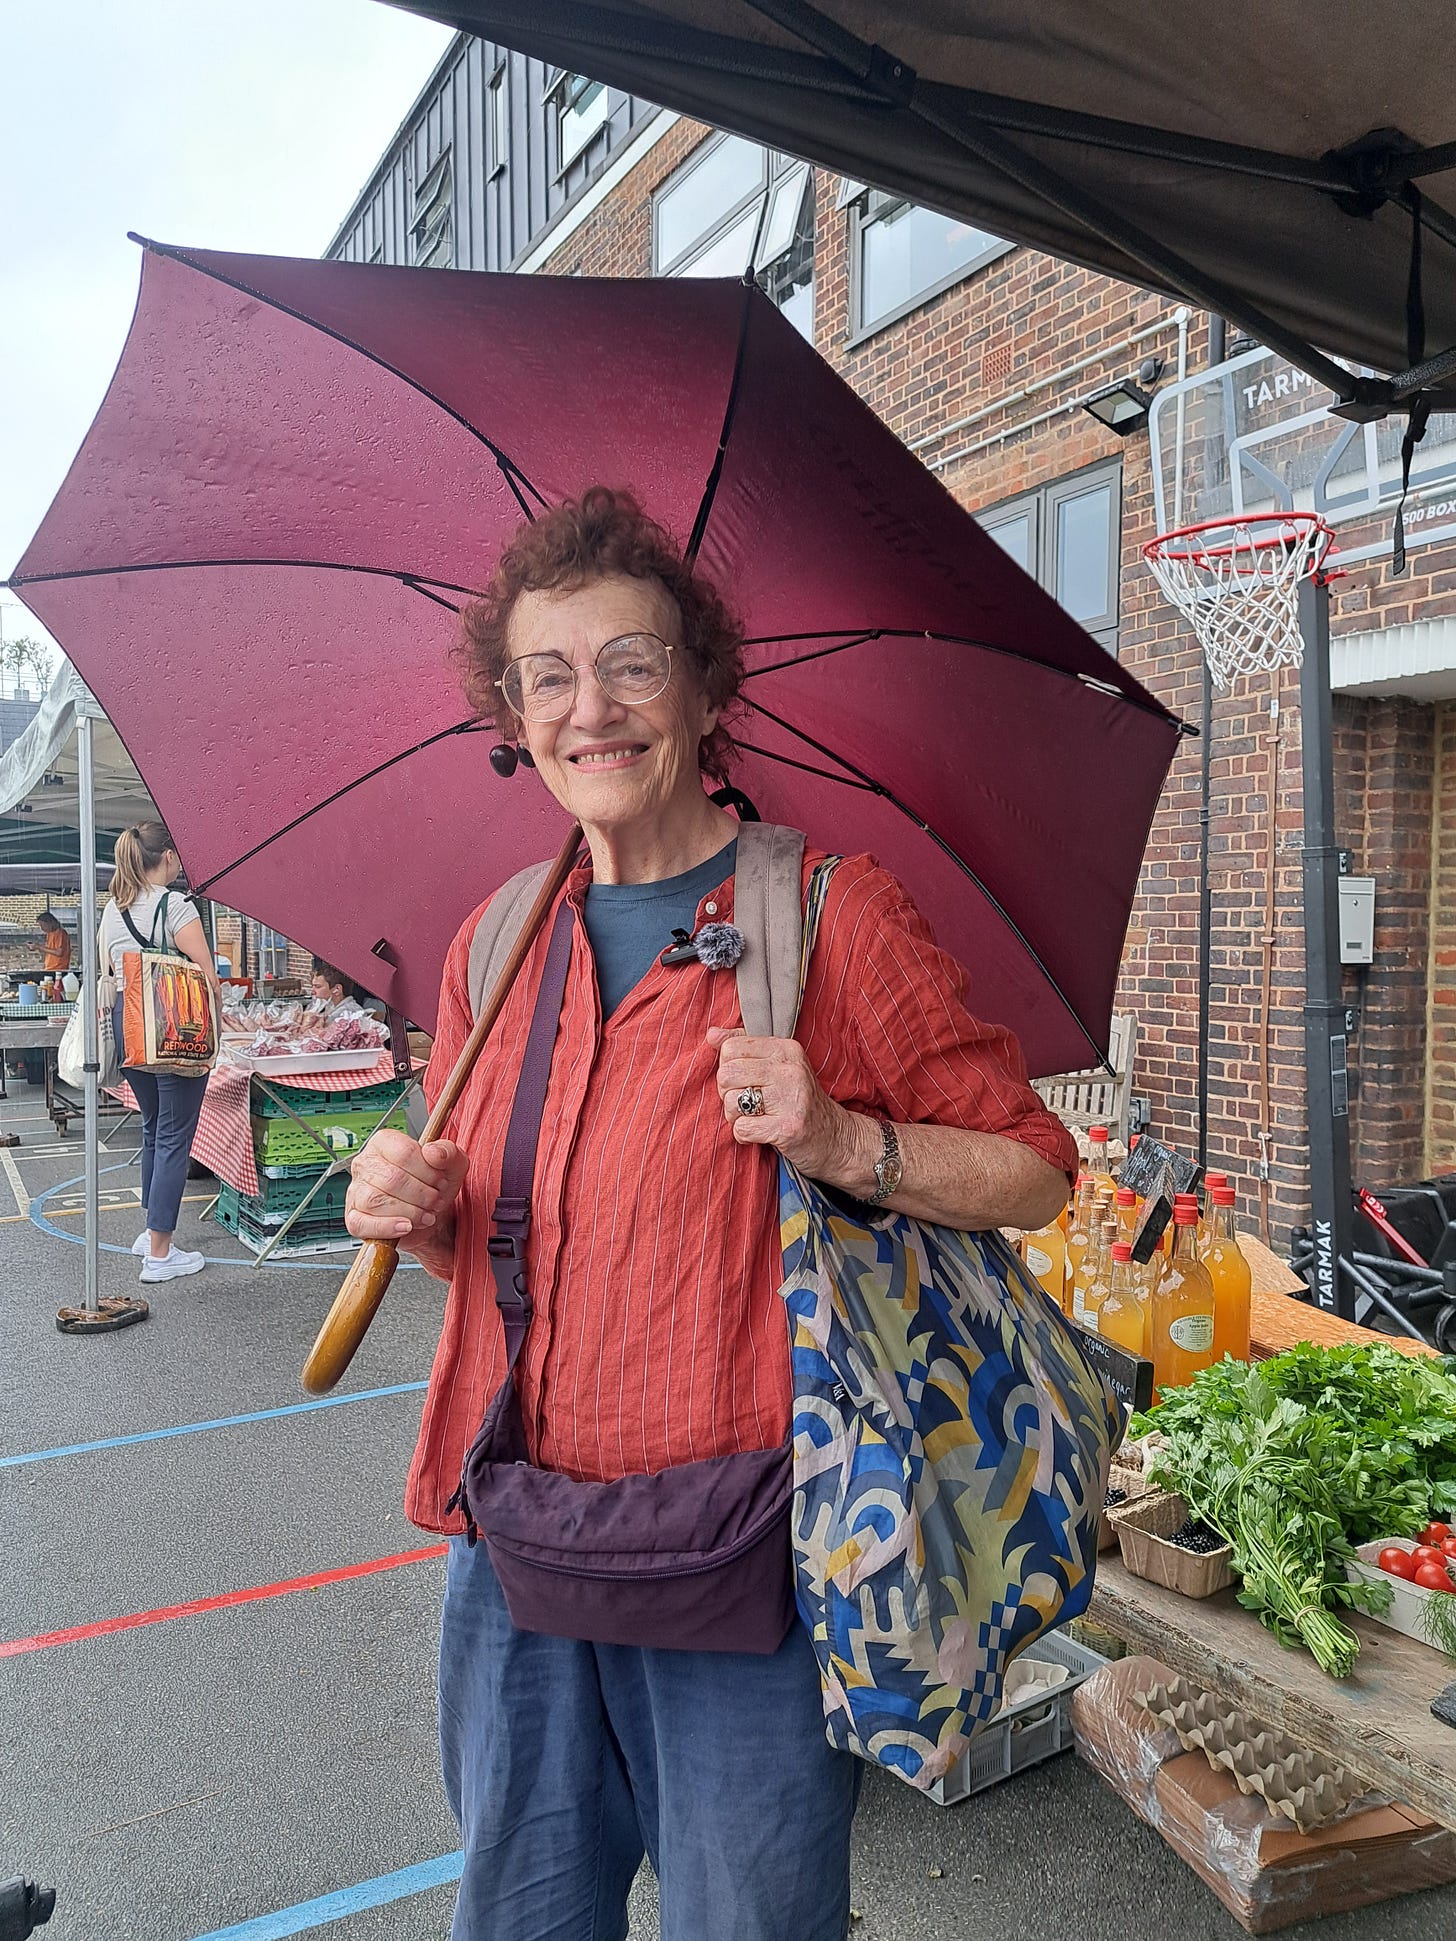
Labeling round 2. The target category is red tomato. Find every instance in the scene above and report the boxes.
[1378,1546,1416,1579]
[1420,1521,1452,1546]
[1414,1562,1456,1593]
[1441,1538,1456,1560]
[1411,1545,1447,1568]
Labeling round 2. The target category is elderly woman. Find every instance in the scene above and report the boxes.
[347,488,1075,1941]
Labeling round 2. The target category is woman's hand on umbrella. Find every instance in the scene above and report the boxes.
[346,1130,468,1248]
[708,1027,868,1181]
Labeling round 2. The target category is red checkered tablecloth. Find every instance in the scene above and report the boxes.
[109,1051,414,1197]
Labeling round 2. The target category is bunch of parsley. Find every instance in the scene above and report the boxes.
[1128,1346,1456,1675]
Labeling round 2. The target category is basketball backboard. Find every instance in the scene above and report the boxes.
[1149,345,1456,568]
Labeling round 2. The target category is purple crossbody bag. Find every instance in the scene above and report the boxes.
[446,899,796,1655]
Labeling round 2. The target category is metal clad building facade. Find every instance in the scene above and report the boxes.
[327,35,659,272]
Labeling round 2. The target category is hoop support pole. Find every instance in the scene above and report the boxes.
[1296,574,1356,1317]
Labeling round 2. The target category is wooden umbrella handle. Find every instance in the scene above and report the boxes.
[301,822,582,1395]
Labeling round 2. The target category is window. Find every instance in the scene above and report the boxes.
[850,191,1010,339]
[488,65,507,178]
[981,462,1122,653]
[257,927,290,981]
[410,148,452,269]
[554,72,609,172]
[653,137,816,340]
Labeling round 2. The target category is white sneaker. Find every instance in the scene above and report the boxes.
[139,1246,206,1283]
[132,1232,149,1256]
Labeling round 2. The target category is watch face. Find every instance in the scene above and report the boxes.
[880,1154,904,1193]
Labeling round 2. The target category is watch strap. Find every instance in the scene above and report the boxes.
[868,1118,901,1206]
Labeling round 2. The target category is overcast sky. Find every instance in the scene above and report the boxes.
[1,0,454,663]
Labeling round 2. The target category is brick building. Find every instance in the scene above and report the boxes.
[331,37,1456,1248]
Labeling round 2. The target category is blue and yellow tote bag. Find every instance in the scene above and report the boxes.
[781,867,1119,1789]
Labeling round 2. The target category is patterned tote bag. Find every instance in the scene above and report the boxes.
[781,865,1120,1791]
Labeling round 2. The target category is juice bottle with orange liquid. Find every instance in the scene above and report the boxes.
[1150,1194,1217,1396]
[1198,1170,1228,1251]
[1204,1180,1252,1363]
[1070,1191,1113,1321]
[1085,1124,1117,1197]
[1062,1173,1095,1316]
[1073,1218,1117,1333]
[1114,1185,1138,1247]
[1097,1239,1150,1358]
[1021,1207,1068,1308]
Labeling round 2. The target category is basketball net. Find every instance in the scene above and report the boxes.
[1143,514,1334,690]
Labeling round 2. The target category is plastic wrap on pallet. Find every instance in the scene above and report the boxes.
[1073,1657,1456,1932]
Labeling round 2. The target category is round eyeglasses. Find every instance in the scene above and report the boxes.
[498,633,675,723]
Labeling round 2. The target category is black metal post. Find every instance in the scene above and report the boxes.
[1296,574,1355,1315]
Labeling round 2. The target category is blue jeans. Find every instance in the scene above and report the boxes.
[439,1538,862,1941]
[115,999,207,1234]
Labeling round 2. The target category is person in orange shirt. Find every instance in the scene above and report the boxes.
[38,910,71,975]
[346,488,1076,1941]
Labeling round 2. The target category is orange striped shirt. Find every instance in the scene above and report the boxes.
[405,848,1076,1532]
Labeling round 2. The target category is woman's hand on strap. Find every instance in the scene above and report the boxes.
[346,1129,469,1277]
[708,1027,870,1183]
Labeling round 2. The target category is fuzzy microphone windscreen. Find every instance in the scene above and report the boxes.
[693,922,745,970]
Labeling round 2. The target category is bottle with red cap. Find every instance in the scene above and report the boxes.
[1151,1193,1217,1395]
[1199,1170,1229,1252]
[1086,1124,1117,1198]
[1098,1239,1150,1358]
[1204,1179,1252,1362]
[1114,1185,1139,1248]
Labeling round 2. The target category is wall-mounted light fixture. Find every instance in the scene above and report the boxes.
[1081,377,1157,435]
[1081,355,1165,436]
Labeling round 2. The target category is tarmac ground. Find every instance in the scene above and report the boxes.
[3,1079,1456,1939]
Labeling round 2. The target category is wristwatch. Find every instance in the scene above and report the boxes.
[868,1119,903,1207]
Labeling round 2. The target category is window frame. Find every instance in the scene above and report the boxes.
[409,146,453,269]
[652,130,771,277]
[488,63,508,180]
[847,190,1013,345]
[981,459,1123,654]
[552,71,609,175]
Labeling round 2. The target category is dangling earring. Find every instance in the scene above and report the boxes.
[489,743,536,777]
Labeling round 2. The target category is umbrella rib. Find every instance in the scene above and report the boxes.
[188,717,486,897]
[7,560,480,602]
[746,696,1110,1071]
[686,278,758,566]
[741,628,1185,730]
[731,739,877,791]
[127,234,552,515]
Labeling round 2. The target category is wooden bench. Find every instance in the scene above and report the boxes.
[1034,1012,1138,1142]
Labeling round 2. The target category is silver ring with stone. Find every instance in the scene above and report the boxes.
[737,1086,765,1117]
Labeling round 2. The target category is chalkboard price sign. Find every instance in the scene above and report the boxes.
[1067,1320,1154,1414]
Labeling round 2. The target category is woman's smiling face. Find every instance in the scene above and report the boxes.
[508,574,720,842]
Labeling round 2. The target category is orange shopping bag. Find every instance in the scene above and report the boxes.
[120,949,218,1077]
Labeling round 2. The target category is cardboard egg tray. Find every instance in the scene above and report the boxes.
[1134,1673,1372,1833]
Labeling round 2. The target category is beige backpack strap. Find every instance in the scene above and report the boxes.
[467,860,557,1019]
[732,821,807,1039]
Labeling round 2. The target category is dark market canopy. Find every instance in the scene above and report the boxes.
[389,0,1456,416]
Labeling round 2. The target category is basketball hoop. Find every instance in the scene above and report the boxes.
[1143,513,1334,690]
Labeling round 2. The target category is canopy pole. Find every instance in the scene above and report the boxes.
[56,695,148,1335]
[78,704,99,1317]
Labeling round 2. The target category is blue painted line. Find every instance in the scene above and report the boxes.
[27,1160,422,1272]
[0,1382,428,1469]
[187,1851,463,1939]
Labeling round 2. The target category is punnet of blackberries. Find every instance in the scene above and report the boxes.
[1104,1486,1128,1509]
[1168,1517,1224,1554]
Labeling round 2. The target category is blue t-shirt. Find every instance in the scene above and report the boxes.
[583,840,737,1020]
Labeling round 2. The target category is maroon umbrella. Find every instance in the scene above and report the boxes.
[10,240,1183,1073]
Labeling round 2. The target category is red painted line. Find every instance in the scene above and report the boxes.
[0,1544,449,1658]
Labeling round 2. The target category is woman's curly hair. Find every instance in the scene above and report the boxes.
[457,487,745,779]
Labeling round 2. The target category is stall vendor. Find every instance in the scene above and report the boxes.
[39,911,71,975]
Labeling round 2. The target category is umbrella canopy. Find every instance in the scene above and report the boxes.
[391,0,1456,413]
[10,241,1182,1071]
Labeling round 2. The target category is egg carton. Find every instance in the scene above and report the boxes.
[1134,1673,1373,1832]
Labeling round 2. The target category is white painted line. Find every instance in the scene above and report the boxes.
[1,1145,29,1214]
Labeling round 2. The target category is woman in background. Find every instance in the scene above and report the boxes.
[99,820,221,1284]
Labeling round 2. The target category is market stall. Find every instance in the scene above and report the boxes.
[111,995,420,1263]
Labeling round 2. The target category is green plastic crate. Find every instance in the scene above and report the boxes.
[251,1077,410,1118]
[215,1180,353,1253]
[251,1107,406,1169]
[220,1174,351,1226]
